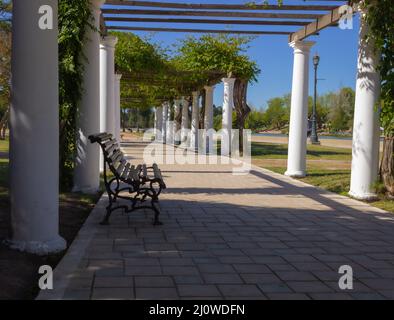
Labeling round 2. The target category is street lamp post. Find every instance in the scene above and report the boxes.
[310,53,320,145]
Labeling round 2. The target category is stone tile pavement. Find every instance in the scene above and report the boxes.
[37,141,394,300]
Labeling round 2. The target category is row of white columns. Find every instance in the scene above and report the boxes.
[8,1,381,254]
[285,11,381,201]
[155,81,235,156]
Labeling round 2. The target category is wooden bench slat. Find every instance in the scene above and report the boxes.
[116,160,127,176]
[141,164,148,179]
[128,165,141,181]
[109,150,123,164]
[105,143,119,156]
[121,163,131,180]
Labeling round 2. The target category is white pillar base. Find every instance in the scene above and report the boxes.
[285,170,306,178]
[348,190,378,201]
[5,236,67,256]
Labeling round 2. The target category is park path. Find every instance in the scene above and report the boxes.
[38,140,394,300]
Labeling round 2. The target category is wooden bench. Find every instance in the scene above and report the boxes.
[89,133,166,226]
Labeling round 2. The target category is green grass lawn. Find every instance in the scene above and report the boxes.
[252,142,352,161]
[252,141,394,214]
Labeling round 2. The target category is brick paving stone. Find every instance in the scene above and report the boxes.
[267,293,311,300]
[287,281,334,293]
[162,266,200,276]
[135,276,174,288]
[136,288,179,300]
[275,271,318,281]
[125,266,162,276]
[94,277,133,288]
[174,276,205,285]
[203,274,244,284]
[218,285,264,298]
[258,283,293,293]
[91,288,134,300]
[178,285,221,297]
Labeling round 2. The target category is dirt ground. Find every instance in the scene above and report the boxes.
[0,194,99,300]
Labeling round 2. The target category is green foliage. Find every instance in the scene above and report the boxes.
[112,31,179,109]
[0,0,11,116]
[58,0,93,190]
[324,88,355,133]
[245,110,265,132]
[263,97,289,130]
[175,34,260,82]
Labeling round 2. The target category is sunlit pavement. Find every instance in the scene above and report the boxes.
[38,141,394,300]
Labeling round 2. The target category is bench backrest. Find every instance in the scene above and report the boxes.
[89,133,127,179]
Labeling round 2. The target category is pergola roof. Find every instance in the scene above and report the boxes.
[102,0,352,42]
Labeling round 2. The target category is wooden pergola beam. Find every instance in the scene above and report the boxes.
[105,17,310,26]
[289,5,351,42]
[108,25,291,35]
[105,0,341,12]
[102,8,323,20]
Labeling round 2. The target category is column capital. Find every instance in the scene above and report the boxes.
[91,0,105,12]
[289,41,315,53]
[101,35,118,49]
[222,78,236,85]
[115,74,122,81]
[192,91,199,97]
[204,85,215,92]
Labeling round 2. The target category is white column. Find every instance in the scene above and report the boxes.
[100,36,117,137]
[181,97,189,144]
[166,103,174,144]
[173,99,182,144]
[162,102,168,143]
[349,12,381,200]
[74,0,104,193]
[155,106,163,141]
[204,86,215,154]
[114,74,122,142]
[191,91,200,151]
[285,41,315,178]
[221,78,235,156]
[9,0,66,254]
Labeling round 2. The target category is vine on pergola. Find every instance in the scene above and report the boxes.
[174,34,261,151]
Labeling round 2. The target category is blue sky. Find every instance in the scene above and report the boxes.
[105,0,360,110]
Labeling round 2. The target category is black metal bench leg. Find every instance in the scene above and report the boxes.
[101,193,115,225]
[151,200,163,226]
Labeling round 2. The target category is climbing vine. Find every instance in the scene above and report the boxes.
[58,0,93,190]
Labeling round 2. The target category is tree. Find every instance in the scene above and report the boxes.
[263,97,288,130]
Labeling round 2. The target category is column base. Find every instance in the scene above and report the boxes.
[72,186,100,194]
[4,235,67,256]
[348,190,378,201]
[285,170,306,178]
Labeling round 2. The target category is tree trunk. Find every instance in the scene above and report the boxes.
[200,90,205,129]
[380,135,394,196]
[233,78,251,155]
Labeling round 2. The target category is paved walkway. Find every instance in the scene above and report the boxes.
[38,141,394,300]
